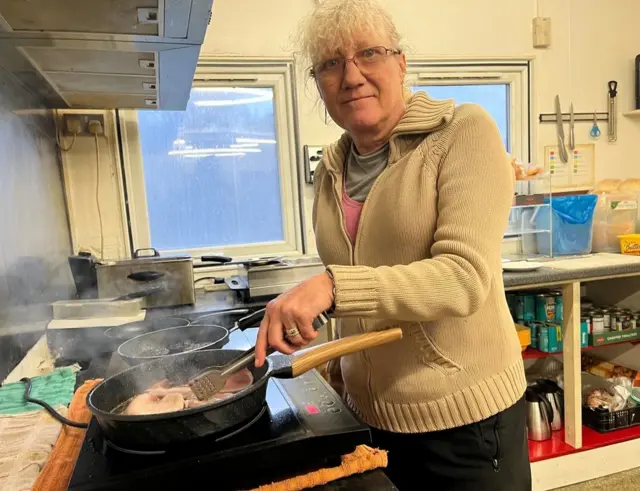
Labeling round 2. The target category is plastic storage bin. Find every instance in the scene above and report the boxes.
[536,195,598,256]
[591,192,638,253]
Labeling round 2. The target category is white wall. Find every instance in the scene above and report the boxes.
[58,0,640,257]
[204,0,640,252]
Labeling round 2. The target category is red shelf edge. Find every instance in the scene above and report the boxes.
[528,424,640,463]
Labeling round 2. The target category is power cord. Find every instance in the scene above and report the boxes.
[56,130,77,152]
[20,378,88,429]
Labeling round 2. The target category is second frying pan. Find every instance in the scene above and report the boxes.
[117,309,266,366]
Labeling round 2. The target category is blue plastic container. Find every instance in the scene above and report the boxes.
[536,195,598,256]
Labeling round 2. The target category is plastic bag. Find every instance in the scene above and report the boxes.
[536,195,598,255]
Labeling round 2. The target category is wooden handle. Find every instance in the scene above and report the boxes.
[289,328,403,377]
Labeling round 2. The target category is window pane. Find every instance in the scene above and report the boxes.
[411,84,509,150]
[136,87,284,251]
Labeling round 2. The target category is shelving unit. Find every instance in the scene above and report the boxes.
[522,339,640,359]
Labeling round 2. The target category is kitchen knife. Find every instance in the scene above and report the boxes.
[554,95,569,163]
[568,103,575,150]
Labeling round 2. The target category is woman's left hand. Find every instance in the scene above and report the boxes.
[254,272,334,367]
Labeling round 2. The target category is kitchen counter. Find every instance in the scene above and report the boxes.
[503,253,640,290]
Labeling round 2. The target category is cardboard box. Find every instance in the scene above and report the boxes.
[589,329,640,346]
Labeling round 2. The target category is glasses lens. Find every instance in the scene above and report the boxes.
[356,47,385,65]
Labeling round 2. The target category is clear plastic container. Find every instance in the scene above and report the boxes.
[591,192,638,253]
[536,195,598,256]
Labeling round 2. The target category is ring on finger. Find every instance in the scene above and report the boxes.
[286,327,300,338]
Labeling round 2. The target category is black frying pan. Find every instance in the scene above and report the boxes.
[104,316,190,343]
[116,309,266,366]
[86,328,403,451]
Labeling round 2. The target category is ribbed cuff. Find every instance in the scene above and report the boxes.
[326,265,380,316]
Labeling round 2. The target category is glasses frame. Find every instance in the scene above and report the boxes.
[310,45,402,79]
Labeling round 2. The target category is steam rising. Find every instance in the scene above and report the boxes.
[0,70,76,382]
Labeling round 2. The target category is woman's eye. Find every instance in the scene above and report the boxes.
[324,59,340,69]
[362,48,376,58]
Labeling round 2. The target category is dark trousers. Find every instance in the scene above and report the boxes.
[370,396,532,491]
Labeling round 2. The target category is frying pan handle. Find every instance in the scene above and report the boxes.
[234,307,267,331]
[285,328,403,378]
[201,255,233,264]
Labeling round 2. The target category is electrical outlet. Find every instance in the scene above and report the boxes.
[62,114,105,136]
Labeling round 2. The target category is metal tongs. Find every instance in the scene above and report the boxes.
[189,309,330,400]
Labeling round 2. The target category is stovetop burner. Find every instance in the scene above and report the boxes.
[104,405,270,456]
[69,371,371,491]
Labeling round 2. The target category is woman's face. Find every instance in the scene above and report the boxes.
[314,31,406,137]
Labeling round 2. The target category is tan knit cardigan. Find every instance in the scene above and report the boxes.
[312,91,526,433]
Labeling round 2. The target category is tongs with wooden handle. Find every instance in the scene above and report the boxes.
[189,311,329,400]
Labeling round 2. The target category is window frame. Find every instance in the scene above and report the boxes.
[405,60,532,162]
[118,58,304,259]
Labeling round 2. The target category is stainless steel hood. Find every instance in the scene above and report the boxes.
[0,0,214,110]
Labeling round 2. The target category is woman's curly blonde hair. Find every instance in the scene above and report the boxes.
[296,0,402,73]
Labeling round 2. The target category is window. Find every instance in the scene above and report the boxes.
[406,61,531,161]
[119,60,303,257]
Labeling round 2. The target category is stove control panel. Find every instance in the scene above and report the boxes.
[278,371,364,432]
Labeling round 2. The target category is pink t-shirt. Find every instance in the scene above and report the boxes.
[342,186,364,245]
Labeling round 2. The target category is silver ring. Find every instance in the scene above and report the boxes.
[286,327,300,338]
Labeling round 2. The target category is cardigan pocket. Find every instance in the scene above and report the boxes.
[413,322,461,375]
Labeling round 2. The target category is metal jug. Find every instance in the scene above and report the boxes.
[536,379,564,431]
[525,386,554,441]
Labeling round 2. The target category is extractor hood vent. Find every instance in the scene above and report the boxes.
[0,0,214,110]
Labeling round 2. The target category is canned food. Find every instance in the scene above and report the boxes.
[591,313,606,333]
[536,294,556,322]
[612,309,624,331]
[601,308,612,330]
[526,320,542,349]
[550,291,563,321]
[514,293,536,322]
[621,314,633,331]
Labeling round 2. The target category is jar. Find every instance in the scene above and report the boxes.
[601,308,612,330]
[591,313,606,333]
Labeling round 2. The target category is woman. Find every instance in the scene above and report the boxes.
[254,0,531,489]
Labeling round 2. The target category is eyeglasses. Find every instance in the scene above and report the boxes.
[311,46,401,80]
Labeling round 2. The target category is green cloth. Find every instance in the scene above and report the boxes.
[0,367,77,415]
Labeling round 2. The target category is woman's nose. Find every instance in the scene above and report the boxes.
[341,60,367,89]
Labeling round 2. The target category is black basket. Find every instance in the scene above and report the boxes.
[583,404,640,433]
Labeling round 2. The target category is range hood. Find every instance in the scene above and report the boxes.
[0,0,214,110]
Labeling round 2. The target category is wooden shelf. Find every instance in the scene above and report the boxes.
[522,340,640,359]
[623,109,640,118]
[529,424,640,462]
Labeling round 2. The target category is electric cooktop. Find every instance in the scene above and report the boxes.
[69,325,372,490]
